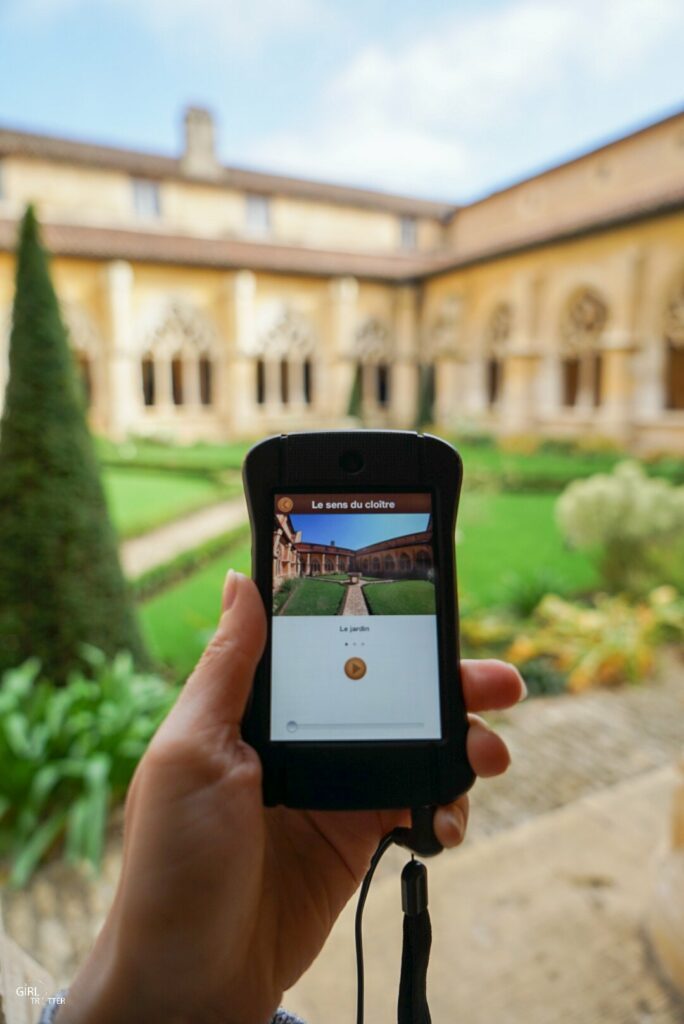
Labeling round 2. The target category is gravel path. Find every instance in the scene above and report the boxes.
[120,495,248,578]
[341,581,369,615]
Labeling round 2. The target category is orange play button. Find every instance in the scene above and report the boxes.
[344,657,367,680]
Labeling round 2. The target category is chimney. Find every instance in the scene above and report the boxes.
[181,106,221,178]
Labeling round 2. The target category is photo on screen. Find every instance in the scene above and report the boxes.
[272,494,435,616]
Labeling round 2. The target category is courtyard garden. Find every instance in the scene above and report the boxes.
[1,210,683,890]
[3,426,683,888]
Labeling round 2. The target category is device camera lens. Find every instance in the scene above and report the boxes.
[339,450,364,473]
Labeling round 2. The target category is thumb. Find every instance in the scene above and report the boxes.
[177,570,267,730]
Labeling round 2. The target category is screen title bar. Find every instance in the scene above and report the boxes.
[275,492,431,515]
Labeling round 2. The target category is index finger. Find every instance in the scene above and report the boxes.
[460,659,526,712]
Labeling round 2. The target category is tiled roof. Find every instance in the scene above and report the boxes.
[0,219,438,280]
[0,126,456,219]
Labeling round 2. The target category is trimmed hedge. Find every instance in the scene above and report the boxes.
[132,523,252,601]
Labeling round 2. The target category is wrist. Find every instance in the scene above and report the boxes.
[55,921,139,1024]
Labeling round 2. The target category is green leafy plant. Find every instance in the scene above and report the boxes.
[494,568,573,618]
[0,651,177,887]
[506,587,684,693]
[556,461,684,592]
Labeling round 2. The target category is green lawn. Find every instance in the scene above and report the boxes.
[456,491,598,609]
[103,467,236,538]
[363,580,436,615]
[277,578,346,616]
[139,490,597,675]
[98,437,251,472]
[139,539,252,675]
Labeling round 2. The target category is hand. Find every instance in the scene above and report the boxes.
[59,571,524,1024]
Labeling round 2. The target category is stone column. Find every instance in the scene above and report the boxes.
[535,354,562,418]
[326,276,358,420]
[462,356,489,420]
[598,329,636,436]
[434,354,464,427]
[632,247,671,421]
[102,260,138,439]
[184,353,201,408]
[224,270,257,435]
[500,352,540,433]
[596,248,643,441]
[500,275,542,434]
[392,285,419,428]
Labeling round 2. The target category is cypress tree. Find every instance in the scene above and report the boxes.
[0,207,148,682]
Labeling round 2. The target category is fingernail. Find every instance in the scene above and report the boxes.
[223,569,239,612]
[447,806,466,839]
[517,671,528,702]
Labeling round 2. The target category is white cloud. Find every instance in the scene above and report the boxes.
[243,0,684,197]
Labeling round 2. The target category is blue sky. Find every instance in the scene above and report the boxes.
[1,0,683,200]
[291,513,429,549]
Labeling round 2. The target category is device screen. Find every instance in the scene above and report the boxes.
[270,492,442,742]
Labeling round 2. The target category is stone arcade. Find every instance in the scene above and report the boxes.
[1,106,683,452]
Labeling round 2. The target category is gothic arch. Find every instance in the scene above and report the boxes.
[143,298,217,358]
[254,306,317,407]
[354,317,391,363]
[560,287,608,354]
[425,295,463,359]
[482,301,512,407]
[139,299,218,408]
[353,317,392,412]
[483,301,513,357]
[558,287,609,409]
[257,306,316,358]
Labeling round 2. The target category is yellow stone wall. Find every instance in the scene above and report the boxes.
[1,111,683,452]
[448,114,684,256]
[0,156,442,253]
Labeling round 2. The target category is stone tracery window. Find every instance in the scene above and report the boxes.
[354,317,393,415]
[141,300,217,410]
[254,307,316,409]
[483,302,512,407]
[664,280,684,411]
[559,288,608,409]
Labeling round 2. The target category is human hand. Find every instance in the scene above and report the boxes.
[59,571,524,1024]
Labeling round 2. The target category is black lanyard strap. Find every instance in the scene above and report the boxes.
[398,859,432,1024]
[355,809,441,1024]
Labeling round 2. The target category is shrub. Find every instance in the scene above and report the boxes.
[132,524,251,601]
[515,657,568,697]
[273,577,298,615]
[494,568,573,618]
[556,461,684,592]
[0,208,148,681]
[0,651,177,887]
[506,588,684,693]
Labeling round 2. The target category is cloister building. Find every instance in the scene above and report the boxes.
[273,512,432,585]
[1,106,683,452]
